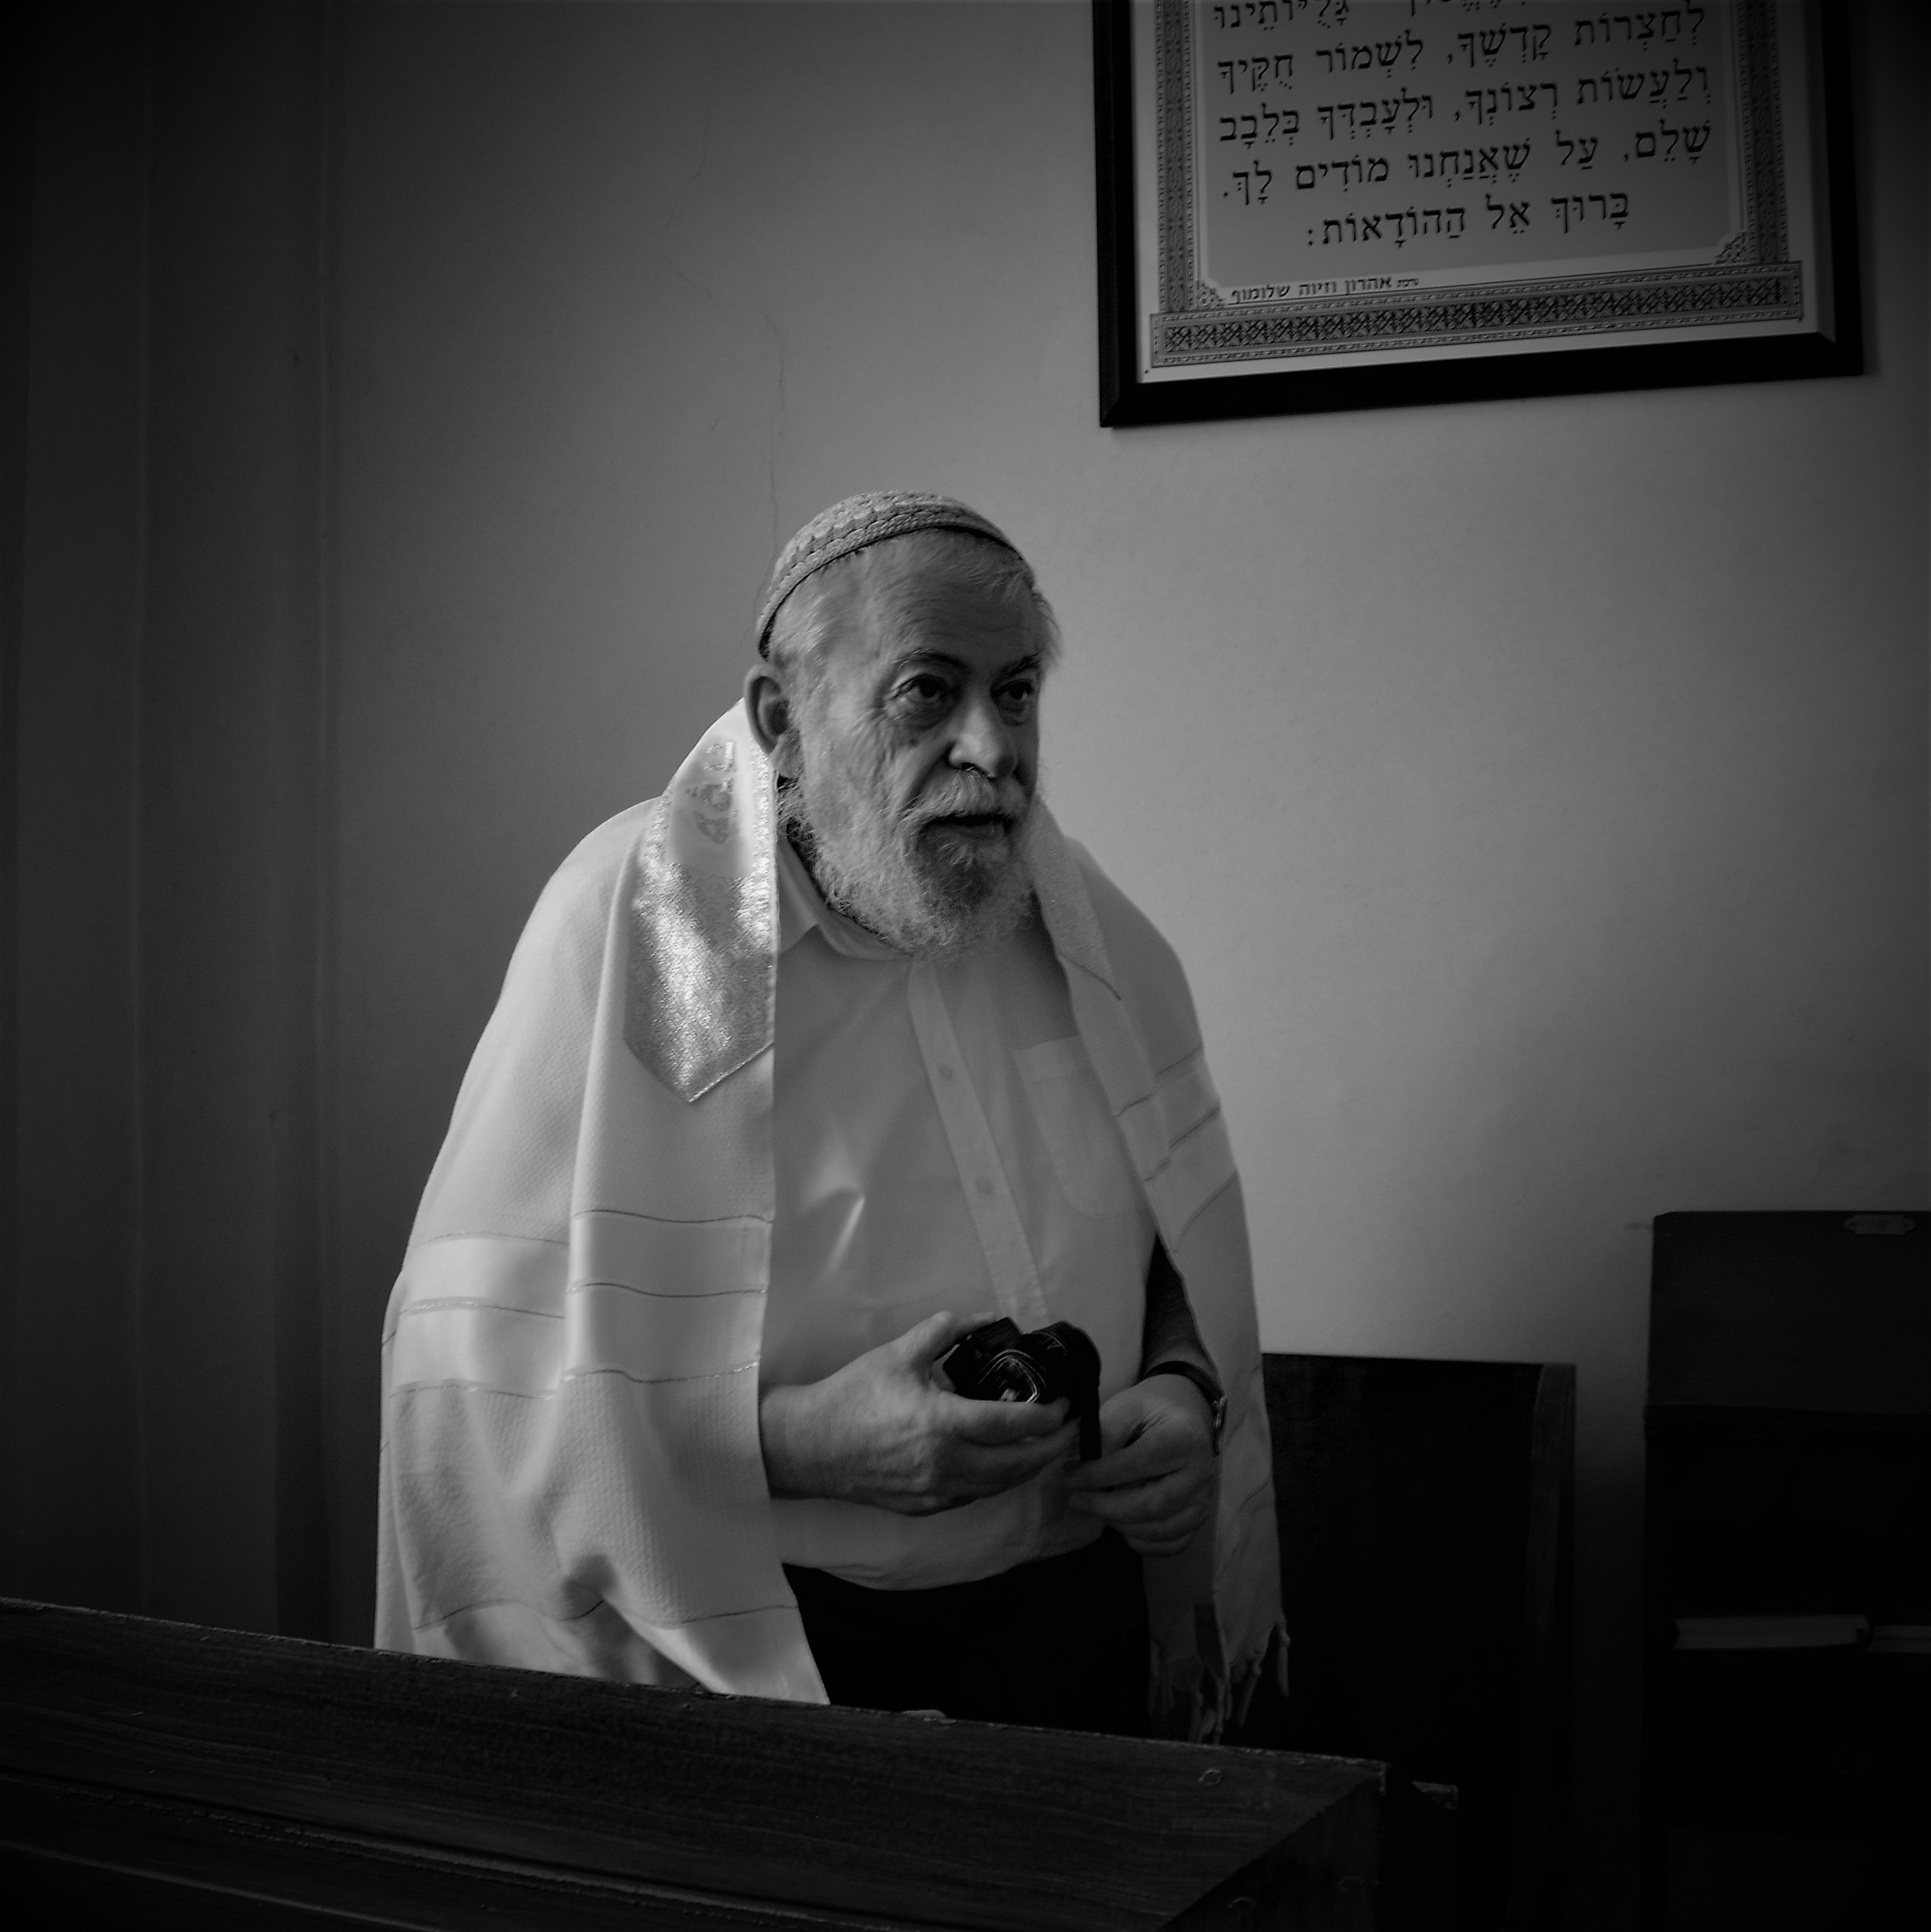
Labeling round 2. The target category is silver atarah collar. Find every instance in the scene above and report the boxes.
[624,734,776,1103]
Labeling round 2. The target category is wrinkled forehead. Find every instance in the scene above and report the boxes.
[772,525,1055,713]
[852,533,1044,644]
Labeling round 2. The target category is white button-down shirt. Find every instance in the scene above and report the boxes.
[765,836,1156,1588]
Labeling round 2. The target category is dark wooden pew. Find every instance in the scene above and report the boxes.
[0,1597,1385,1930]
[0,1351,1570,1928]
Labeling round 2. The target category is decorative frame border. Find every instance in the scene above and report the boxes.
[1094,0,1859,424]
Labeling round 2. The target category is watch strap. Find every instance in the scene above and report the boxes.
[1141,1360,1227,1454]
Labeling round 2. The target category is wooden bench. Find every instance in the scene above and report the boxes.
[0,1596,1385,1930]
[0,1350,1572,1927]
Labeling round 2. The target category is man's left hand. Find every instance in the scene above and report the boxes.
[1062,1374,1216,1558]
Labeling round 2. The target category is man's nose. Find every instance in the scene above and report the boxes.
[949,690,1017,781]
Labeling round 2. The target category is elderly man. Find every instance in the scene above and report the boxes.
[377,493,1281,1738]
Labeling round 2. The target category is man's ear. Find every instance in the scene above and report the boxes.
[742,665,790,756]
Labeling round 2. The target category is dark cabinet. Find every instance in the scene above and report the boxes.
[1240,1353,1575,1931]
[1642,1211,1930,1930]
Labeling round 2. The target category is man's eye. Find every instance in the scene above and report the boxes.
[898,674,952,708]
[997,681,1037,718]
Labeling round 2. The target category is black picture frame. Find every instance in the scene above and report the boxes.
[1093,1,1861,427]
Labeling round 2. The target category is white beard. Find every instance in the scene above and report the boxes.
[775,731,1037,961]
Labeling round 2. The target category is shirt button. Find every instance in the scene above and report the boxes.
[938,1064,957,1081]
[975,1177,995,1197]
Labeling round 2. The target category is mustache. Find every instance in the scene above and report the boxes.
[906,771,1031,830]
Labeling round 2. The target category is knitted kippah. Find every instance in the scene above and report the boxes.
[755,491,1026,654]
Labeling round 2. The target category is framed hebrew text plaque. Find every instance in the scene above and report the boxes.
[1094,1,1859,424]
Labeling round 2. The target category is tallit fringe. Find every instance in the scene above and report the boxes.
[1148,1617,1289,1744]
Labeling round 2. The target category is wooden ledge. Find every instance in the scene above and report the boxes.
[0,1599,1385,1930]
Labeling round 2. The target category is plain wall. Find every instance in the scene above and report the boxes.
[8,6,1926,1928]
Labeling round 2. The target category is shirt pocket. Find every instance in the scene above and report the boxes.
[1013,1037,1143,1220]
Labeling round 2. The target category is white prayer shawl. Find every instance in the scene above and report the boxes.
[377,705,1285,1735]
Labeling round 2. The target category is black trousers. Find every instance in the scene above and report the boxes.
[785,1529,1149,1736]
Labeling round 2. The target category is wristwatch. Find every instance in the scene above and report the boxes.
[1140,1360,1227,1455]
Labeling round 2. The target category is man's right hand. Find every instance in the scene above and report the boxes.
[759,1310,1077,1515]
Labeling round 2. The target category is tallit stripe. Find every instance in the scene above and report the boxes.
[411,1598,700,1686]
[574,1208,769,1297]
[1106,1057,1219,1181]
[1114,1091,1168,1177]
[385,1234,572,1394]
[389,1234,569,1328]
[419,1594,821,1704]
[391,1303,562,1397]
[630,1602,826,1702]
[563,1281,764,1381]
[391,1373,797,1642]
[1146,1109,1238,1239]
[1154,1049,1220,1146]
